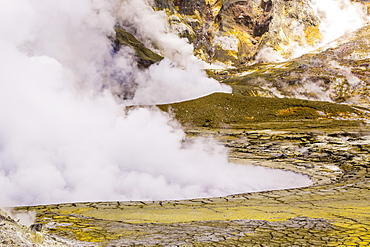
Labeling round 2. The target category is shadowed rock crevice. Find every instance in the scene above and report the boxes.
[219,0,273,37]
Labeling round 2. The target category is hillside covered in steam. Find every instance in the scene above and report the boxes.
[114,0,370,106]
[2,0,370,246]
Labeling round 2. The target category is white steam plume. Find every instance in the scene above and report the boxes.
[114,0,231,104]
[309,0,368,46]
[117,0,194,67]
[0,0,310,206]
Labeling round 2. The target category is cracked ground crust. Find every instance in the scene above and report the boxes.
[12,123,370,246]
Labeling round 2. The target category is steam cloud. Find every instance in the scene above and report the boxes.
[0,0,310,206]
[310,0,368,46]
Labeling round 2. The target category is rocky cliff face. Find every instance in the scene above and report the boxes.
[153,0,322,66]
[152,0,370,65]
[145,0,370,106]
[112,0,370,105]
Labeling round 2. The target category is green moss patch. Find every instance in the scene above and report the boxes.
[158,93,365,129]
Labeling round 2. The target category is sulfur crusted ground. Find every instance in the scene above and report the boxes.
[10,92,370,246]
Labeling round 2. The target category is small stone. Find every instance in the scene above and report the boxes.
[30,223,43,232]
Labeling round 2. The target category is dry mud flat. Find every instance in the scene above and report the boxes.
[11,118,370,246]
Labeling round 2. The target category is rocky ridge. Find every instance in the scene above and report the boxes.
[153,0,322,66]
[211,23,370,107]
[114,0,370,107]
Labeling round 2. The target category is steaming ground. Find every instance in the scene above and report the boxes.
[0,0,314,207]
[256,0,368,62]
